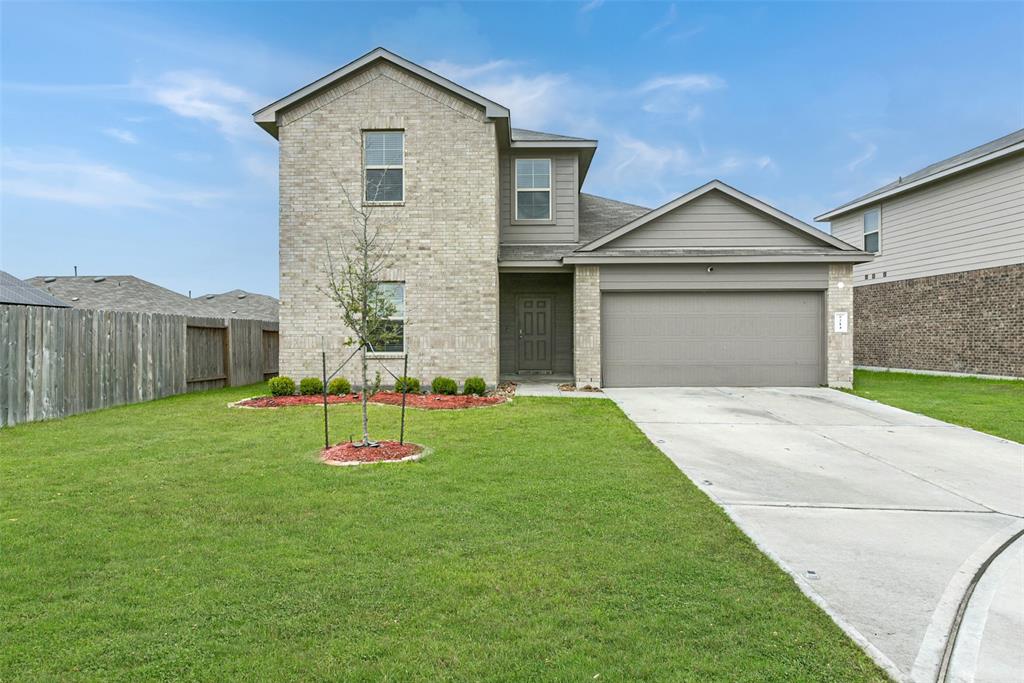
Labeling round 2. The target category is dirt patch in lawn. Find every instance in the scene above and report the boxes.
[233,392,505,410]
[321,440,424,466]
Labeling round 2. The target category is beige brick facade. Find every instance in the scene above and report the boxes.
[278,63,499,387]
[826,263,854,388]
[573,265,602,386]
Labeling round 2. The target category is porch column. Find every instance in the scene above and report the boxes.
[826,263,854,388]
[573,265,602,387]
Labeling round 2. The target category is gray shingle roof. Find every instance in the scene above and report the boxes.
[0,270,70,308]
[194,289,279,322]
[511,128,596,143]
[820,128,1024,218]
[24,276,279,321]
[498,193,650,262]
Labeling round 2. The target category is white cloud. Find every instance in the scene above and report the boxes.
[102,128,138,144]
[846,137,878,171]
[142,71,261,139]
[2,149,227,209]
[644,3,678,37]
[638,74,725,94]
[425,59,517,83]
[240,153,277,183]
[580,0,604,13]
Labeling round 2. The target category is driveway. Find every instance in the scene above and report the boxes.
[605,387,1024,683]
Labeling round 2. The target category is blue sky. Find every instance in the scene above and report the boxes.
[2,1,1021,297]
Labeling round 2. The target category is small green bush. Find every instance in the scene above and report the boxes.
[299,377,324,395]
[268,376,295,397]
[463,376,486,396]
[394,376,421,394]
[431,376,458,395]
[327,377,351,395]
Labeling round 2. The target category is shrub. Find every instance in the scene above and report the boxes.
[463,376,486,396]
[299,377,324,396]
[327,377,351,395]
[268,376,295,396]
[394,376,421,394]
[431,376,458,395]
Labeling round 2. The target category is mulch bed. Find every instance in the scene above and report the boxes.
[234,392,505,410]
[321,440,423,466]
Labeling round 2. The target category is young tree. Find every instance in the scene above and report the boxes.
[321,178,401,447]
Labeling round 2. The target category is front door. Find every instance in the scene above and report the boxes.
[517,296,553,372]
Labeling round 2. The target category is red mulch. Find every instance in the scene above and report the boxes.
[236,392,504,410]
[237,394,361,408]
[322,440,423,464]
[369,392,505,409]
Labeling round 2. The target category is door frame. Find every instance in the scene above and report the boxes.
[515,293,555,373]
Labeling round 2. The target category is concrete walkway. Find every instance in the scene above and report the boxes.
[605,387,1024,683]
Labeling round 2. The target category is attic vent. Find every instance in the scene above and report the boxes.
[71,296,80,301]
[93,276,106,283]
[237,293,247,299]
[44,276,57,283]
[205,295,215,299]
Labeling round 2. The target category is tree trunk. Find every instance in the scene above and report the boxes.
[360,343,369,446]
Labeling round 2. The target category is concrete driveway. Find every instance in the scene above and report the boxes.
[605,387,1024,683]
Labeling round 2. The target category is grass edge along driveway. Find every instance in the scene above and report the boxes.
[847,369,1023,443]
[1,384,887,681]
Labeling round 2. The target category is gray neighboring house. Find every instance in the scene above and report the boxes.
[255,47,872,389]
[26,276,280,322]
[0,270,70,308]
[817,129,1024,378]
[195,290,279,322]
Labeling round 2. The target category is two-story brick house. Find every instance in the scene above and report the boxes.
[255,48,873,389]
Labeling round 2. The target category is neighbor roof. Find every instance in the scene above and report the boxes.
[26,275,199,316]
[194,289,279,322]
[0,270,70,308]
[253,47,510,138]
[579,180,860,253]
[816,128,1024,221]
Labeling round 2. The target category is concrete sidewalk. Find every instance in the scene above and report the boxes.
[605,386,1024,683]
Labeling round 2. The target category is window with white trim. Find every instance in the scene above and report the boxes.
[369,282,404,353]
[515,158,551,220]
[364,131,404,203]
[863,207,881,254]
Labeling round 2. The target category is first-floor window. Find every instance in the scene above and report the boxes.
[369,282,405,353]
[863,207,881,253]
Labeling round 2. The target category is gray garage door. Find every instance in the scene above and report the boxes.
[602,291,824,387]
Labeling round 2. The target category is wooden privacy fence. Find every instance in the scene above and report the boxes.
[0,304,279,427]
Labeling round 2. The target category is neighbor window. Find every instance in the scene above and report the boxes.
[863,207,881,254]
[364,131,404,203]
[515,158,551,220]
[369,282,405,353]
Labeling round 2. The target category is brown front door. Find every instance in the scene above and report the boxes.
[517,296,553,372]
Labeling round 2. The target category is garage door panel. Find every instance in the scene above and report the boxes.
[602,291,824,387]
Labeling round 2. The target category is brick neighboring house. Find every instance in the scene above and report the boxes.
[817,130,1024,378]
[255,48,873,389]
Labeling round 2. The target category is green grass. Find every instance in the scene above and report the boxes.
[848,369,1024,443]
[2,385,885,681]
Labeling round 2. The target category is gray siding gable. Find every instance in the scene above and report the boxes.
[601,189,829,250]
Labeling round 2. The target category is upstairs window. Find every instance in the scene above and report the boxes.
[863,207,881,254]
[368,282,405,353]
[515,158,551,220]
[364,131,404,203]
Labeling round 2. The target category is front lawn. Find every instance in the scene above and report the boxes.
[849,369,1024,443]
[1,385,884,681]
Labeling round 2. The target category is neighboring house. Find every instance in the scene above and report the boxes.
[195,290,279,322]
[0,270,70,308]
[254,47,872,389]
[817,130,1024,378]
[26,276,281,322]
